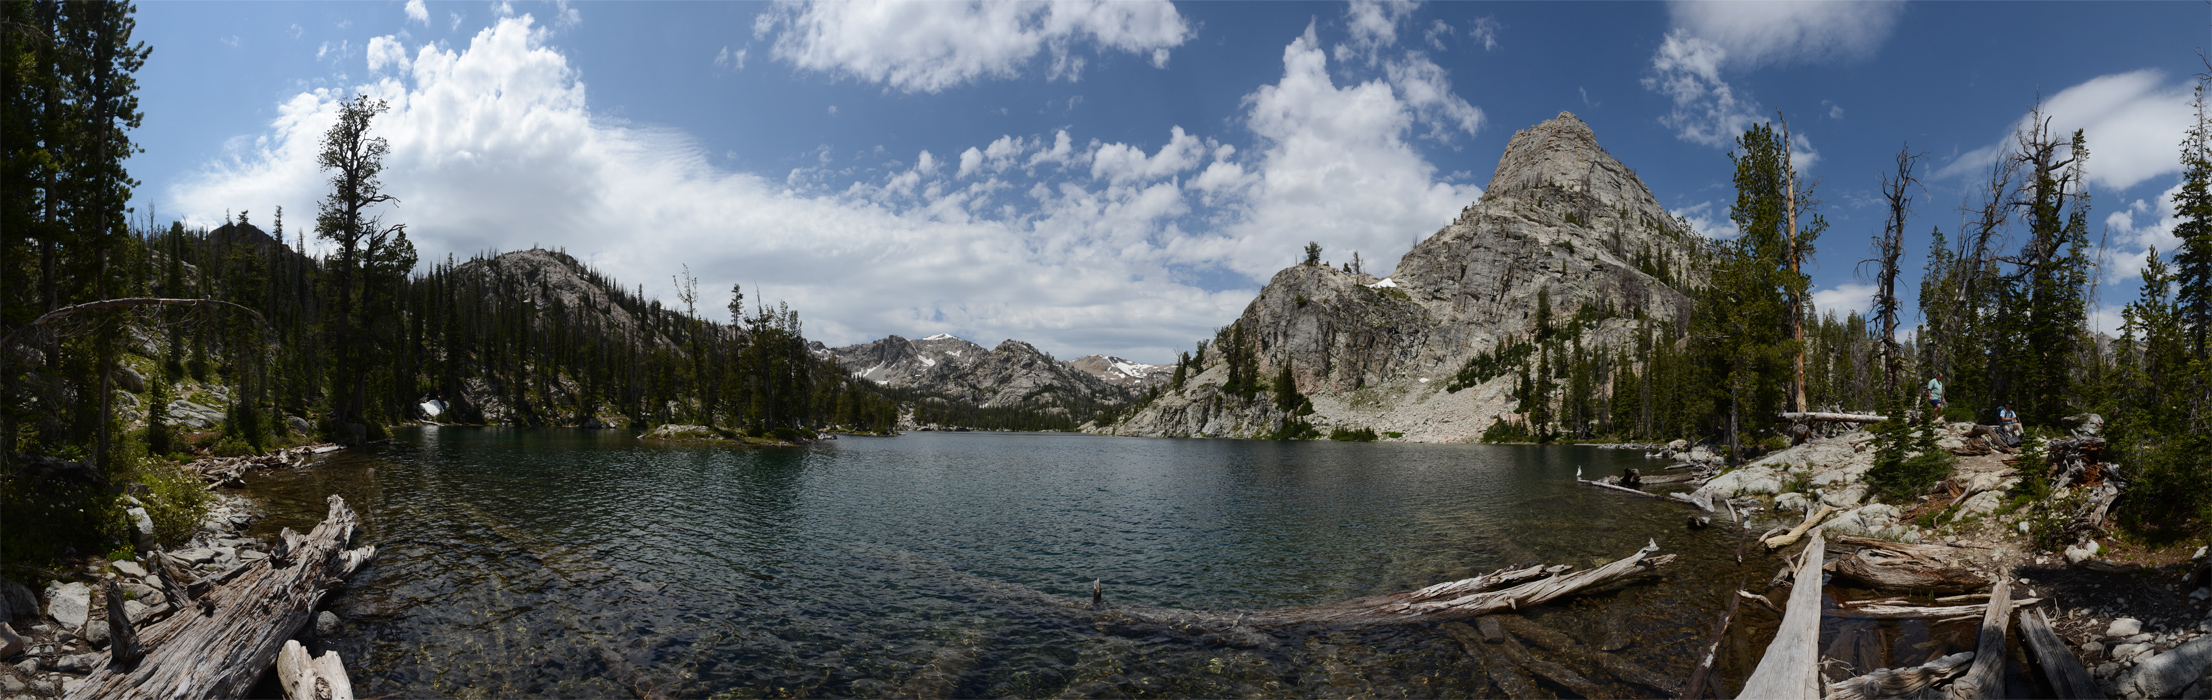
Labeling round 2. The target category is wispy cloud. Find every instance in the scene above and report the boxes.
[1933,70,2192,193]
[1642,1,1901,150]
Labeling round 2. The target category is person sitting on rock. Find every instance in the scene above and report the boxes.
[1997,401,2021,446]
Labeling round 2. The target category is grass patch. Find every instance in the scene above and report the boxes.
[1329,426,1379,442]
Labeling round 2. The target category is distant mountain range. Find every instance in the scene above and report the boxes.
[825,334,1166,412]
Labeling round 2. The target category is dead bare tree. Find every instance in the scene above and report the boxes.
[1867,145,1923,401]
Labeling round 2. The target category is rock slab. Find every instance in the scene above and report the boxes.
[42,582,88,630]
[2121,636,2212,698]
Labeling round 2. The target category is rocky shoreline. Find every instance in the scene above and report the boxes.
[1653,422,2212,698]
[0,449,355,700]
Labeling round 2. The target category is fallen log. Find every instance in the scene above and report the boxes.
[1822,651,1974,700]
[1763,506,1834,550]
[1826,544,1986,594]
[1777,412,1887,424]
[277,639,355,700]
[1737,528,1826,700]
[2018,607,2100,699]
[1496,615,1682,696]
[1824,598,2038,620]
[1738,590,1781,613]
[1579,467,1670,499]
[1683,585,1744,700]
[67,495,378,700]
[1941,577,2012,700]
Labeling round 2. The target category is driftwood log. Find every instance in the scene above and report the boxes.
[277,639,356,700]
[1823,651,1974,700]
[1825,537,1986,594]
[67,496,378,700]
[1763,506,1835,550]
[102,581,144,667]
[1683,585,1744,700]
[2018,608,2100,699]
[1941,578,2012,700]
[184,444,342,488]
[1494,614,1682,696]
[1777,412,1887,424]
[1823,598,2038,620]
[1737,528,1827,700]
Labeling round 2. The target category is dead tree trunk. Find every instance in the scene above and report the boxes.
[1825,537,1986,594]
[2018,608,2100,699]
[1941,577,2012,699]
[1682,584,1743,700]
[1737,528,1825,700]
[1776,412,1887,424]
[68,496,378,700]
[1825,651,1973,700]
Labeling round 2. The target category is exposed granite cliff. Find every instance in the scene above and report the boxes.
[1097,112,1705,441]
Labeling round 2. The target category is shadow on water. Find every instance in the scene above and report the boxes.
[235,429,2002,698]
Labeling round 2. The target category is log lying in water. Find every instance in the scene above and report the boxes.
[1942,578,2012,700]
[1495,614,1682,696]
[184,444,343,488]
[2018,607,2100,700]
[1737,528,1826,700]
[1824,598,2038,620]
[68,495,378,700]
[1824,538,1986,594]
[1763,506,1834,551]
[1683,586,1743,700]
[1823,651,1974,700]
[1578,467,1670,499]
[277,640,355,700]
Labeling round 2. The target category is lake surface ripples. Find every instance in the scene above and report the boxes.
[241,428,1822,698]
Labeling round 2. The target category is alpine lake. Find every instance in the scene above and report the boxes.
[235,428,2025,698]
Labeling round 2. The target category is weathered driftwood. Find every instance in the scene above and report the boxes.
[1941,578,2012,700]
[2046,437,2108,491]
[1579,467,1669,499]
[1823,598,2037,620]
[1822,651,1974,700]
[1496,614,1682,696]
[1778,412,1888,424]
[1441,622,1542,698]
[1825,539,1985,594]
[184,444,342,488]
[1683,585,1744,700]
[67,496,378,700]
[277,639,356,700]
[1764,506,1835,550]
[1737,528,1826,700]
[1669,490,1719,513]
[1738,590,1781,613]
[2018,608,2100,699]
[102,581,144,667]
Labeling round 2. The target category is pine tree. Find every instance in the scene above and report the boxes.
[2174,75,2212,357]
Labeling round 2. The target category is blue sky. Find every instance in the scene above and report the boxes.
[130,1,2209,363]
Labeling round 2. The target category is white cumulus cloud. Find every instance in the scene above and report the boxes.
[404,0,429,26]
[169,14,1484,362]
[758,0,1192,93]
[1810,282,1877,318]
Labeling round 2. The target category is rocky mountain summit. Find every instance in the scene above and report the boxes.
[1066,355,1169,390]
[1096,112,1706,441]
[828,335,1133,410]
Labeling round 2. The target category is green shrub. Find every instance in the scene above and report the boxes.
[135,461,212,548]
[1385,431,1404,439]
[2117,432,2212,541]
[0,468,128,570]
[1481,417,1538,443]
[211,435,255,457]
[1866,417,1955,503]
[1329,426,1379,442]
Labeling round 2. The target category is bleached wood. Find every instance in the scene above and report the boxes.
[1941,577,2012,700]
[2018,607,2100,699]
[1763,506,1834,550]
[67,496,377,700]
[1824,599,2037,619]
[1777,412,1888,424]
[1822,651,1973,700]
[1737,528,1826,700]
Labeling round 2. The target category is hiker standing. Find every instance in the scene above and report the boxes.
[1926,372,1947,417]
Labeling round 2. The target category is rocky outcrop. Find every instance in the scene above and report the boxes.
[1101,112,1705,440]
[450,248,650,334]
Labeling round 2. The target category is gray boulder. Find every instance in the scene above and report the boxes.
[2109,618,2144,638]
[315,611,339,639]
[55,652,100,673]
[114,366,145,393]
[126,507,156,551]
[2121,636,2212,698]
[109,561,146,580]
[42,582,88,630]
[0,579,36,622]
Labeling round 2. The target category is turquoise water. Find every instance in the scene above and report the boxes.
[239,429,1835,698]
